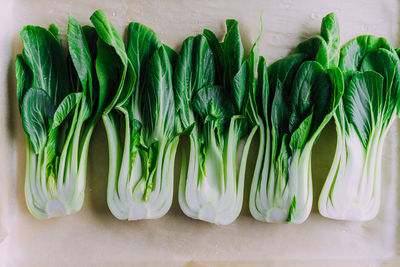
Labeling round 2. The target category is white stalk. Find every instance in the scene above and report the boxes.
[179,117,255,225]
[319,118,391,221]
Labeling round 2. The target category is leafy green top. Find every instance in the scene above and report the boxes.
[338,35,400,148]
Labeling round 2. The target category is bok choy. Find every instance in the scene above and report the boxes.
[176,20,258,225]
[249,13,344,223]
[91,10,178,220]
[318,35,400,221]
[16,17,99,218]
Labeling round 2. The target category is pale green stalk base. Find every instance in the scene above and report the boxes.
[179,117,257,225]
[249,121,313,224]
[103,113,179,220]
[24,122,93,219]
[318,117,391,221]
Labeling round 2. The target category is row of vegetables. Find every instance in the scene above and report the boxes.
[15,10,399,224]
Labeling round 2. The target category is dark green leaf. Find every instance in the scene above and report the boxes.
[68,16,93,96]
[20,25,69,105]
[258,57,269,122]
[222,19,244,92]
[48,24,62,44]
[289,61,332,136]
[52,92,82,128]
[95,39,123,114]
[339,35,394,73]
[268,53,308,103]
[203,29,224,86]
[244,37,261,124]
[21,88,56,153]
[320,13,340,68]
[192,85,234,122]
[174,35,215,130]
[163,44,177,69]
[232,60,248,112]
[289,61,325,127]
[289,113,313,151]
[15,54,32,109]
[141,46,175,142]
[82,26,98,55]
[360,48,400,119]
[126,22,161,95]
[343,71,384,148]
[270,80,290,137]
[90,10,127,66]
[294,36,329,68]
[327,67,344,111]
[92,11,135,113]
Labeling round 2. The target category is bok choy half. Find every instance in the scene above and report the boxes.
[249,13,344,223]
[176,20,259,225]
[16,17,99,218]
[318,35,400,221]
[91,10,178,220]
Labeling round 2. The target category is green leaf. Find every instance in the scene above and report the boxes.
[343,71,384,148]
[360,48,400,119]
[245,29,262,124]
[117,63,136,108]
[339,35,394,73]
[289,61,325,128]
[204,19,244,103]
[82,25,100,115]
[95,39,123,114]
[68,15,93,98]
[163,44,177,69]
[289,113,313,151]
[92,11,135,113]
[20,25,69,105]
[203,29,224,86]
[174,35,216,130]
[268,53,308,104]
[90,10,127,66]
[126,22,161,94]
[48,24,62,44]
[82,26,98,55]
[327,67,344,111]
[21,88,56,153]
[291,61,332,136]
[15,54,32,109]
[258,57,270,121]
[141,46,175,142]
[294,36,329,68]
[222,19,244,92]
[320,13,340,68]
[192,86,234,123]
[270,80,290,137]
[52,93,83,128]
[232,60,248,112]
[45,127,58,168]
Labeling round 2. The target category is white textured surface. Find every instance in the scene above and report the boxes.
[0,0,399,265]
